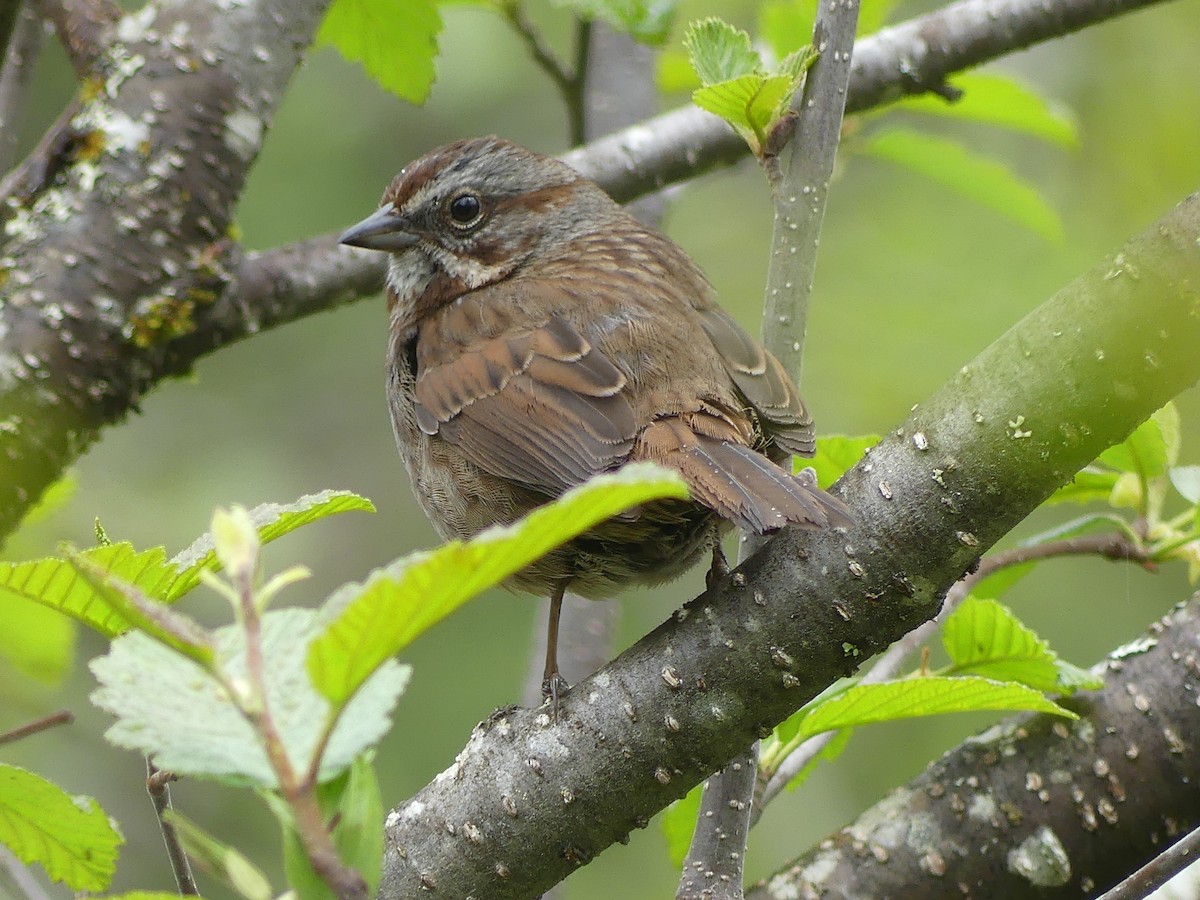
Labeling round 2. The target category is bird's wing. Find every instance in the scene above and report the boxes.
[415,312,637,497]
[696,306,816,457]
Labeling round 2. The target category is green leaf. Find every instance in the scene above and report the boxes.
[0,544,178,638]
[1020,512,1137,546]
[318,0,441,103]
[692,74,775,148]
[90,609,410,787]
[859,128,1063,242]
[660,783,702,868]
[64,549,215,665]
[796,675,1075,737]
[943,596,1101,692]
[169,490,375,601]
[270,753,383,900]
[1170,465,1200,503]
[0,764,122,891]
[803,434,880,489]
[309,464,687,706]
[684,18,761,84]
[0,592,74,682]
[552,0,676,43]
[968,560,1034,600]
[165,812,274,900]
[895,73,1078,149]
[1046,467,1120,505]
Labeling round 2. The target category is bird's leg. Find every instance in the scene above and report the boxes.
[706,526,730,592]
[541,579,570,719]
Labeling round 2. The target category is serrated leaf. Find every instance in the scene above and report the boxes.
[942,596,1085,692]
[660,783,702,868]
[693,74,773,148]
[90,609,410,787]
[64,549,214,665]
[0,764,122,891]
[310,464,688,706]
[0,592,74,682]
[1170,466,1200,504]
[318,0,441,103]
[860,128,1062,242]
[802,434,880,489]
[553,0,676,43]
[895,73,1078,149]
[165,812,273,900]
[1046,467,1120,505]
[0,544,178,638]
[797,675,1075,737]
[169,490,375,601]
[684,18,761,84]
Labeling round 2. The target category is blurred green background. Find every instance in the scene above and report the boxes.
[4,0,1200,896]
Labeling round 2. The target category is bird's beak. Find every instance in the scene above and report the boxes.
[338,206,420,251]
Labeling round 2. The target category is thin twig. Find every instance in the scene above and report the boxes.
[760,0,862,375]
[0,709,72,745]
[0,2,43,175]
[215,576,365,900]
[0,0,22,64]
[37,0,117,76]
[677,1,863,892]
[1098,823,1200,900]
[146,760,199,895]
[501,3,590,146]
[755,530,1151,810]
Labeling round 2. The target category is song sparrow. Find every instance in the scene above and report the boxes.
[340,136,850,706]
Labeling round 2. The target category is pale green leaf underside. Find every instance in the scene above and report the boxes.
[0,764,122,891]
[860,128,1063,242]
[309,464,689,706]
[90,608,409,787]
[895,73,1078,148]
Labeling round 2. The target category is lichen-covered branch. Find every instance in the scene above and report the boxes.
[0,0,330,540]
[376,191,1200,898]
[747,594,1200,899]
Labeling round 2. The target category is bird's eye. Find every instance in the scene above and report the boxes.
[447,192,484,228]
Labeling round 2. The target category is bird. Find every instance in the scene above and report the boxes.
[339,136,850,709]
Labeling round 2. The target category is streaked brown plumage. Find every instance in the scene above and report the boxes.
[340,136,850,702]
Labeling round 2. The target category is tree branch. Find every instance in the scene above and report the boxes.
[0,1,44,174]
[376,189,1200,897]
[37,0,118,75]
[747,592,1200,899]
[0,0,332,540]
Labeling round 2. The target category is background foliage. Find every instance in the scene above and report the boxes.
[5,0,1200,895]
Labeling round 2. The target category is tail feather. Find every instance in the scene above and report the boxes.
[637,418,851,534]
